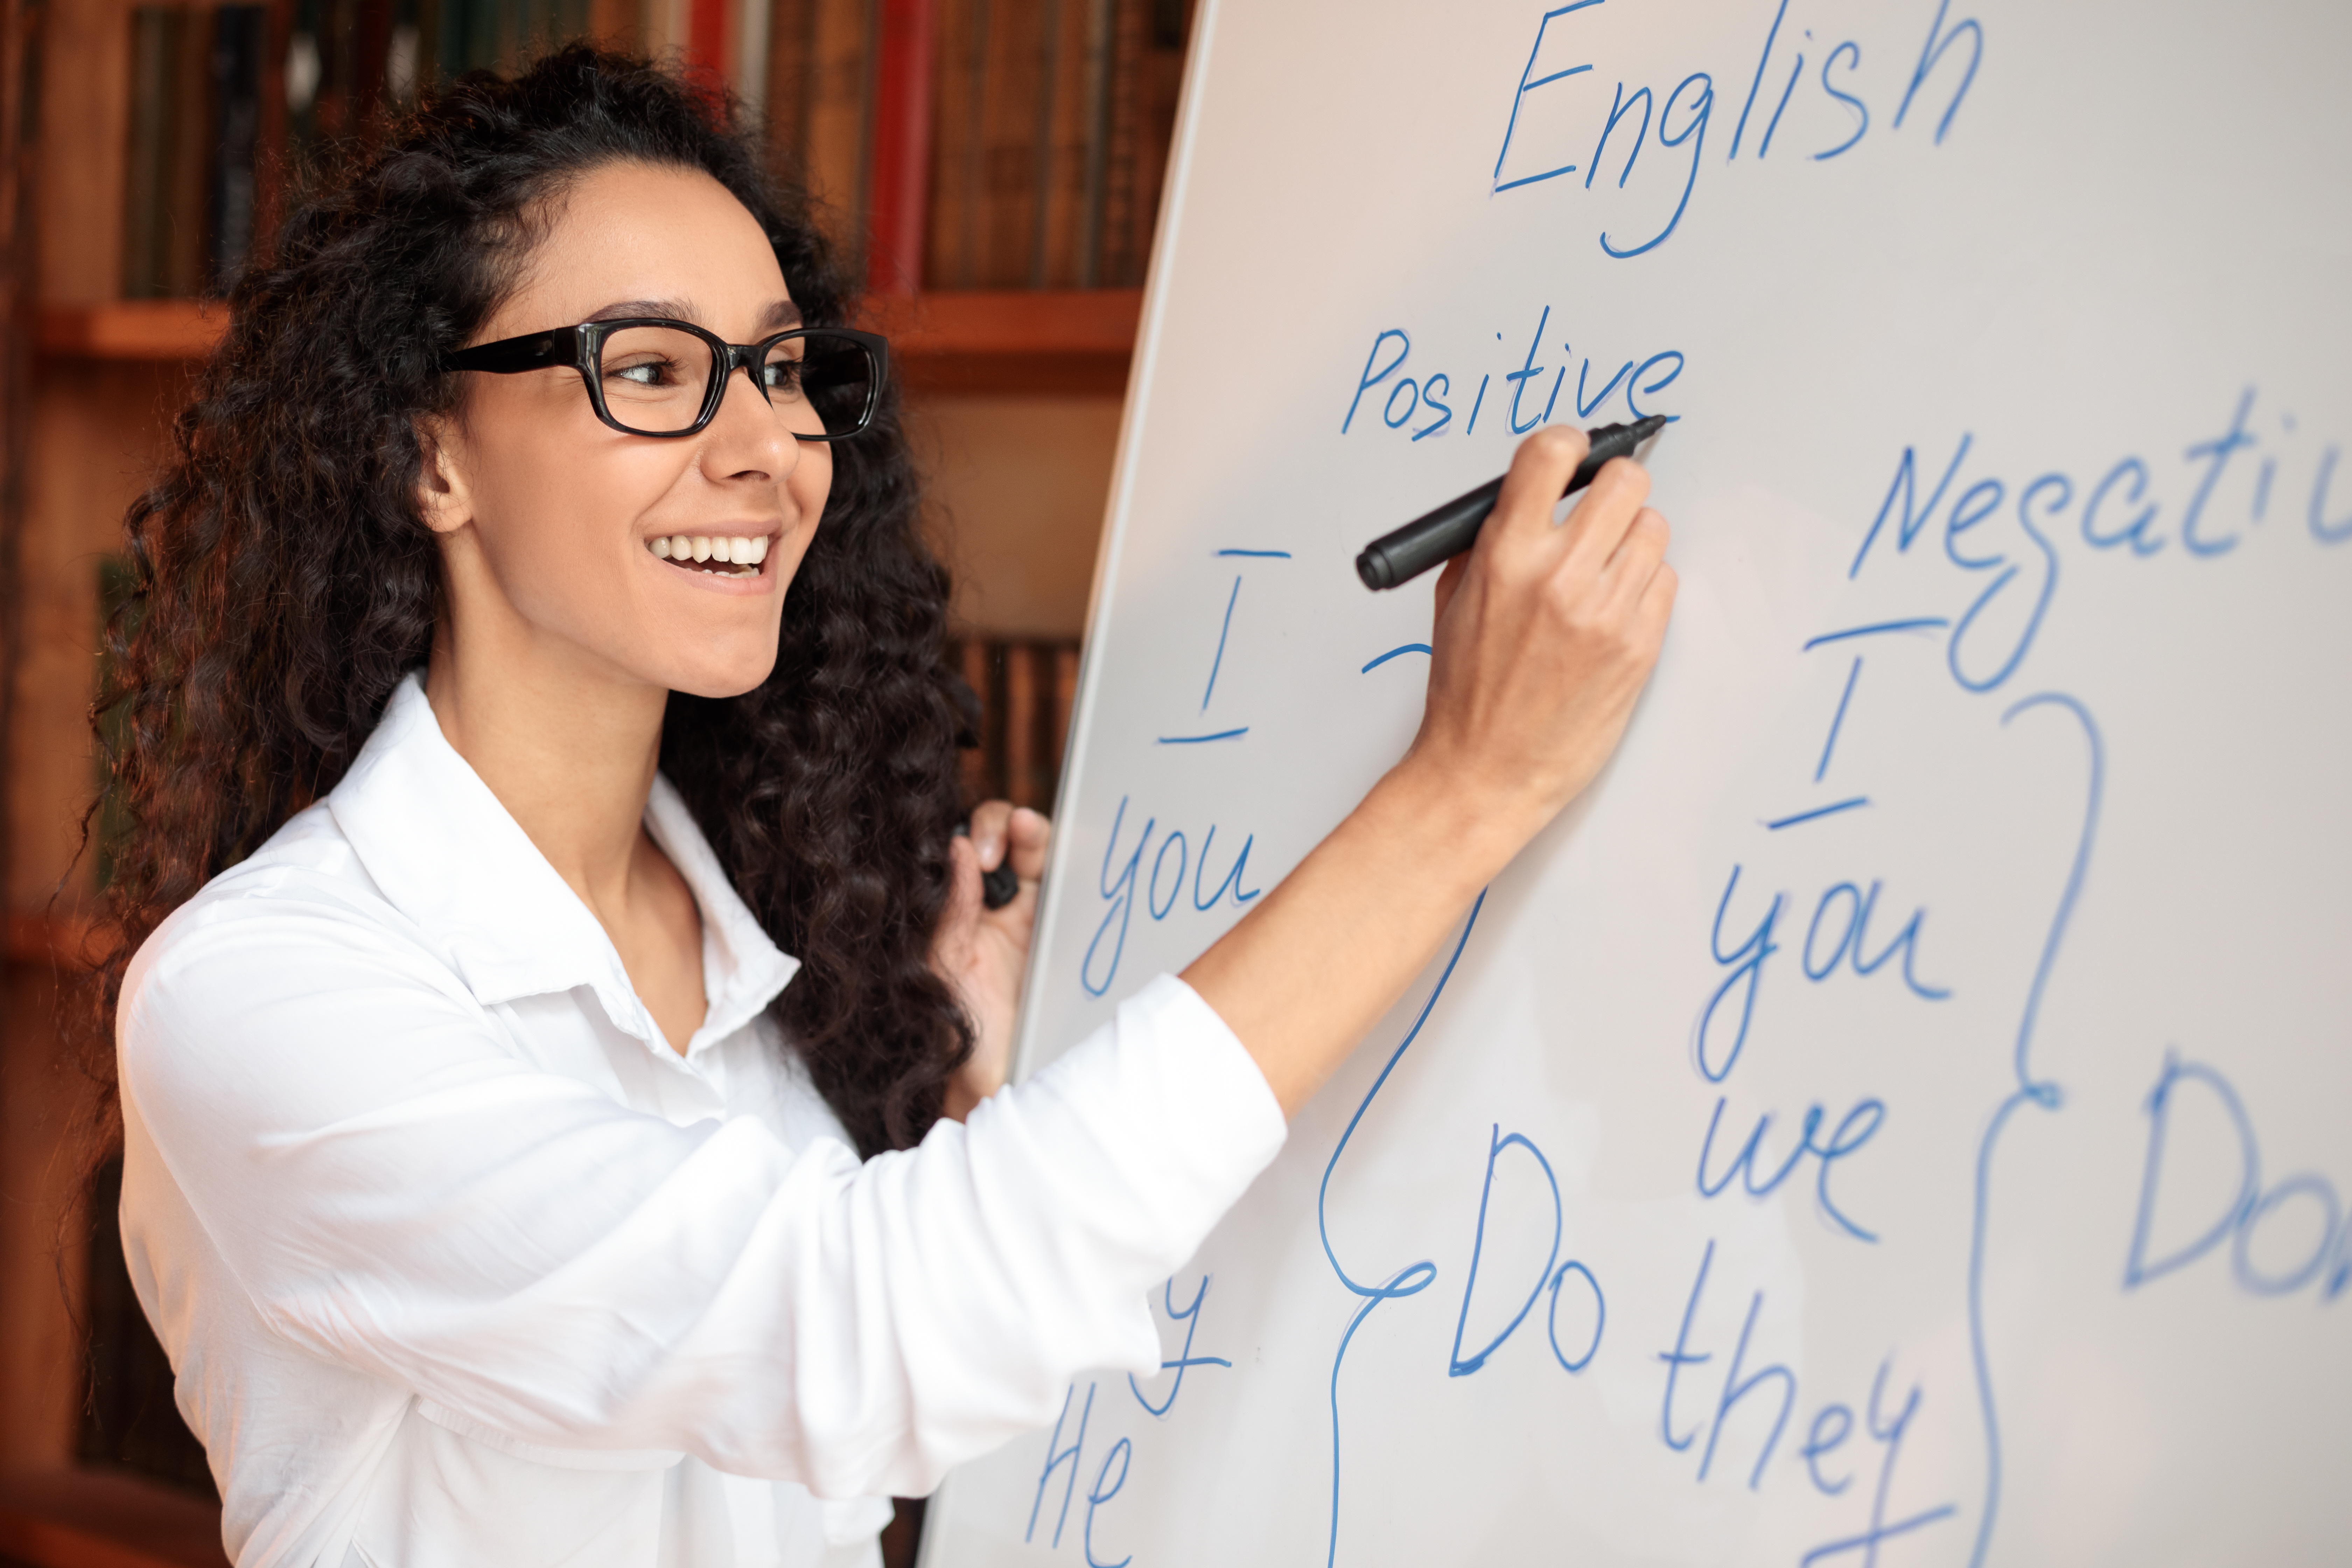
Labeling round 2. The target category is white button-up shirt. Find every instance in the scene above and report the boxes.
[117,673,1286,1568]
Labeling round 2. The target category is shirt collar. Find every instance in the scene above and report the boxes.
[327,672,800,1057]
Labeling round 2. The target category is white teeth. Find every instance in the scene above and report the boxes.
[650,532,768,575]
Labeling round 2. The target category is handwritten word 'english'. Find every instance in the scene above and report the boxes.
[1492,0,1985,259]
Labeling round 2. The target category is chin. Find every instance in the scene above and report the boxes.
[659,644,781,702]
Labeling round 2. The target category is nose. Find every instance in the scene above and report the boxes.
[723,346,772,406]
[699,356,800,478]
[719,345,831,441]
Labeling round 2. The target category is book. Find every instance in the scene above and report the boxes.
[920,0,1187,290]
[122,6,173,299]
[923,0,981,287]
[1091,0,1145,287]
[158,4,212,298]
[208,6,267,292]
[766,0,877,271]
[1030,0,1098,287]
[1099,0,1183,286]
[952,638,1081,809]
[970,0,1043,288]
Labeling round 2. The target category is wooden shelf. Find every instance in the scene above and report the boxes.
[35,289,1143,396]
[0,1468,226,1568]
[864,289,1141,395]
[34,301,231,362]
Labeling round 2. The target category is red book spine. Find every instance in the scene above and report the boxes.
[688,0,730,90]
[865,0,937,295]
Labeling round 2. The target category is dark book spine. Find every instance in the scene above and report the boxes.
[1093,0,1146,286]
[122,7,173,299]
[1031,0,1093,287]
[973,0,1044,287]
[209,7,268,292]
[1072,0,1113,286]
[803,0,877,268]
[925,0,983,288]
[161,5,213,298]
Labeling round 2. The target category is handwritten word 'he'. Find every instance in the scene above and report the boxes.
[1028,1276,1231,1565]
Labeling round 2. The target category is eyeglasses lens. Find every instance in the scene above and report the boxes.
[597,326,875,438]
[768,332,877,437]
[598,325,716,434]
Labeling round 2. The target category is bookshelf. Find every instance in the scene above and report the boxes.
[35,286,1145,393]
[0,0,1160,1560]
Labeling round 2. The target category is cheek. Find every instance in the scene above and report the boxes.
[469,420,683,589]
[789,440,835,526]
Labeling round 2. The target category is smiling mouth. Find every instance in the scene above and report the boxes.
[648,533,769,578]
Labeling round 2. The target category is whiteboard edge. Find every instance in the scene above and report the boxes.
[1004,0,1230,1085]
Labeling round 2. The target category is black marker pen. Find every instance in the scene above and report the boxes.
[1355,415,1668,590]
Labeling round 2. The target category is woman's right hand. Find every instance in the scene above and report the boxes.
[1404,423,1677,849]
[1180,425,1677,1116]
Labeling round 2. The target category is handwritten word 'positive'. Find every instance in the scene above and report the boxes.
[1341,307,1685,442]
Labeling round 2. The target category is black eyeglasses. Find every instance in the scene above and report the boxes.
[440,318,888,441]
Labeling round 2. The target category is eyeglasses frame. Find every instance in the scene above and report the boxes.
[439,318,890,442]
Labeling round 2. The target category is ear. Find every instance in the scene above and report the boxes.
[413,415,474,537]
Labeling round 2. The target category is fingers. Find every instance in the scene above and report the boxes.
[1557,457,1653,580]
[1431,548,1471,624]
[1479,425,1590,567]
[1638,556,1680,637]
[1484,427,1652,588]
[1599,506,1671,608]
[967,799,1050,877]
[1005,806,1051,881]
[968,799,1015,869]
[941,832,982,950]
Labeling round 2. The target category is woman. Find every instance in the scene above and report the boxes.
[90,45,1675,1568]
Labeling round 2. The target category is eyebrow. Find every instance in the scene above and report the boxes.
[583,298,805,334]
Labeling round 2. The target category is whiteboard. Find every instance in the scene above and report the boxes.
[923,1,2352,1563]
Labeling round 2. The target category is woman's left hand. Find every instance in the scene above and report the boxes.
[935,800,1052,1119]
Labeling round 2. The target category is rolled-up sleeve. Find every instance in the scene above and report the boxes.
[119,894,1285,1499]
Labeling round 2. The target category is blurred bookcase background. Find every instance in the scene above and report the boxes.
[0,0,1182,1560]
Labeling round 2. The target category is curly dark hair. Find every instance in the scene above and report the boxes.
[78,44,974,1159]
